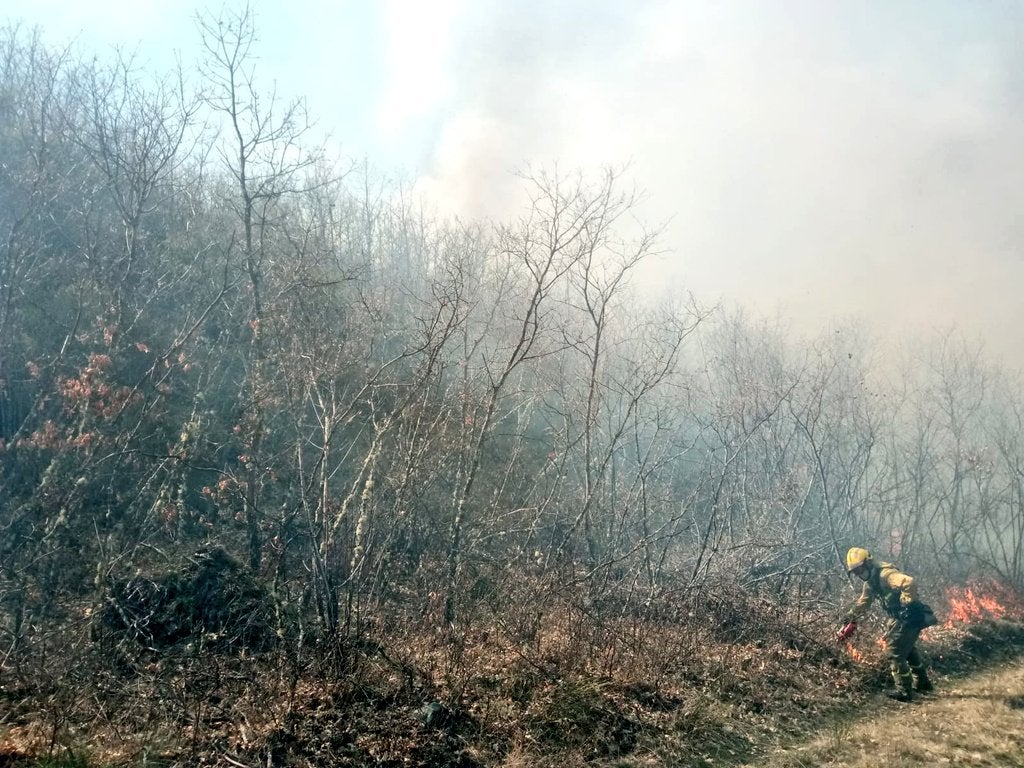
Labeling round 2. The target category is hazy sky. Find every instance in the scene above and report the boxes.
[6,1,1024,369]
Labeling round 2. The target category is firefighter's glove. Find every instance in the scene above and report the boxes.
[836,621,857,643]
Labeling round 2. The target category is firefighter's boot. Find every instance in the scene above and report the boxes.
[887,667,914,702]
[913,666,934,693]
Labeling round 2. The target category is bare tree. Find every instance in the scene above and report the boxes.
[197,4,326,572]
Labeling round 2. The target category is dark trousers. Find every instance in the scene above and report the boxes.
[885,619,925,686]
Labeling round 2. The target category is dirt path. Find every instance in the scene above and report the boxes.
[744,660,1024,767]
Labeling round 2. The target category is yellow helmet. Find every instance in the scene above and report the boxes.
[845,547,871,572]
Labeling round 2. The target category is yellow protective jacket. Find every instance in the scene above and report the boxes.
[846,561,918,622]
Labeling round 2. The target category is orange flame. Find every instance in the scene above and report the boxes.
[845,641,864,663]
[943,580,1024,628]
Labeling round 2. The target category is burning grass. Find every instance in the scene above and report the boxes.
[942,579,1024,627]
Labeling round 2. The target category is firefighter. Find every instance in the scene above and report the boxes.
[840,547,936,702]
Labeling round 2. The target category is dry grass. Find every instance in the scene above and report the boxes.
[750,660,1024,768]
[4,576,1024,767]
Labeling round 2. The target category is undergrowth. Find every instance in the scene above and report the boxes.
[2,559,1022,768]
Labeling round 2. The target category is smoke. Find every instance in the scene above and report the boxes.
[416,1,1024,368]
[7,0,1021,367]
